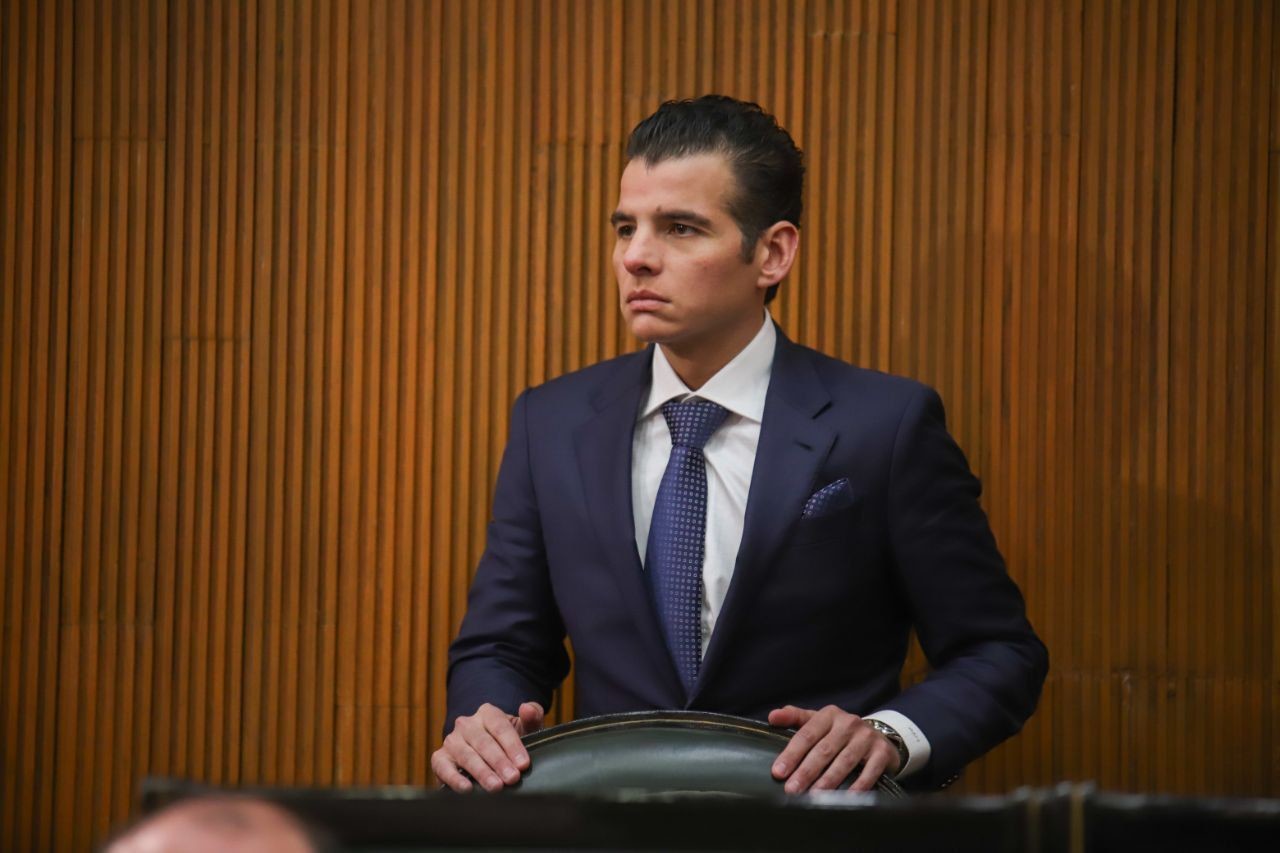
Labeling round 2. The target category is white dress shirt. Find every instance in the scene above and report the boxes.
[632,314,776,656]
[630,311,931,779]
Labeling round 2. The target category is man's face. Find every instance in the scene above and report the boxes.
[611,153,771,358]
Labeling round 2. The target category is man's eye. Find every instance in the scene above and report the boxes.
[670,223,696,236]
[615,224,634,238]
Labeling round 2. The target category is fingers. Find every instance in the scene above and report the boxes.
[781,708,860,793]
[437,703,529,792]
[811,729,875,791]
[434,735,497,791]
[490,710,532,772]
[450,727,509,791]
[771,706,836,782]
[810,721,901,792]
[848,741,894,792]
[430,747,473,792]
[772,707,896,794]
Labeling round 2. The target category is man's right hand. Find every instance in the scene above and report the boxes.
[431,702,545,792]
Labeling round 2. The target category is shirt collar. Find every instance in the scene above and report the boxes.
[640,311,776,423]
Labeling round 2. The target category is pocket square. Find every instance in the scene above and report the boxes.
[802,478,855,518]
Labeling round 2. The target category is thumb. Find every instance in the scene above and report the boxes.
[768,705,812,729]
[516,702,545,735]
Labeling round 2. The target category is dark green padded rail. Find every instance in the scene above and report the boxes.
[512,710,905,798]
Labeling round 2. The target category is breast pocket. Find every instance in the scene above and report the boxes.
[788,503,859,547]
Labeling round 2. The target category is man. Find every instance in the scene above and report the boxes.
[432,95,1047,794]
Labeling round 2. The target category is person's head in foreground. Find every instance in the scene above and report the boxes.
[103,795,324,853]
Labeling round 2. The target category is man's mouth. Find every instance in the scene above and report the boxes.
[627,290,670,313]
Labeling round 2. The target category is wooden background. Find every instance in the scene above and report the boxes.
[2,0,1278,848]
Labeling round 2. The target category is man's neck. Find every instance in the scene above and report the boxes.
[658,315,768,391]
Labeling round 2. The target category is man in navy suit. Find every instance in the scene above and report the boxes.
[431,96,1047,794]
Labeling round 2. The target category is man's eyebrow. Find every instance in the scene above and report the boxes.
[657,209,713,228]
[609,209,715,229]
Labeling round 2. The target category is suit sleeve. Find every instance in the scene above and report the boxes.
[878,385,1049,787]
[444,389,570,732]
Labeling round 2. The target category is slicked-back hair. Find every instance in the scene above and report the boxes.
[625,95,804,304]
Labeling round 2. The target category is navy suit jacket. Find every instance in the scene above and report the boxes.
[446,328,1048,787]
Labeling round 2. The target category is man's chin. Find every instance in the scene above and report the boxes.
[626,315,679,345]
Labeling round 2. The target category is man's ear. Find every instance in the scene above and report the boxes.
[756,221,800,288]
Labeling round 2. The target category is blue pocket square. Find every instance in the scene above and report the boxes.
[802,478,855,518]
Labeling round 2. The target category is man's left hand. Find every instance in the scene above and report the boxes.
[767,705,901,793]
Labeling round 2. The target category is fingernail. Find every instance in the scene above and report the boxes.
[503,767,520,783]
[517,752,529,766]
[485,775,502,790]
[785,780,800,794]
[773,761,787,775]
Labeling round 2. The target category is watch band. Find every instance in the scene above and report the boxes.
[865,718,910,775]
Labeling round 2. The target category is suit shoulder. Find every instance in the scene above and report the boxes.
[516,348,650,411]
[795,343,939,409]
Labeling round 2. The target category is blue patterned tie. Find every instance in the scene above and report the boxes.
[645,399,730,696]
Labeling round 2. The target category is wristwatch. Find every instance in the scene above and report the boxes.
[865,719,910,775]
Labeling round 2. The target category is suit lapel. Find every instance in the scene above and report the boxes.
[573,348,685,698]
[695,332,835,700]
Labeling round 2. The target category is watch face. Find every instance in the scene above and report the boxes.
[868,721,908,767]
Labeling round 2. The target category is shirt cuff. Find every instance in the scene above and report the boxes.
[863,709,931,779]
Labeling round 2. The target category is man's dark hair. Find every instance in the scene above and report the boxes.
[625,95,805,304]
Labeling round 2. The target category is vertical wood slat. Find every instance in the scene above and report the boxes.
[0,1,1277,847]
[1,0,75,848]
[2,0,20,842]
[1268,0,1280,798]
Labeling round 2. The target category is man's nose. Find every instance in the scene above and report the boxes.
[622,230,661,277]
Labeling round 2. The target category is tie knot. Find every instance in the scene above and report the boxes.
[661,399,729,450]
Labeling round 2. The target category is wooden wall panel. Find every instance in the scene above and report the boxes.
[1,0,74,848]
[1165,0,1275,795]
[970,0,1087,791]
[1270,0,1280,799]
[1,1,1277,847]
[1072,0,1178,794]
